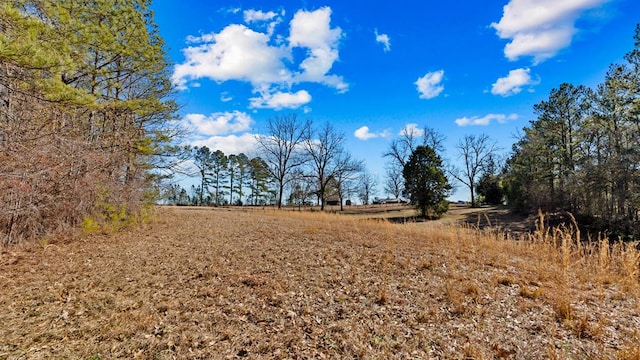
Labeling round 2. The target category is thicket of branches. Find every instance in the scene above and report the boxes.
[504,25,640,238]
[0,0,179,244]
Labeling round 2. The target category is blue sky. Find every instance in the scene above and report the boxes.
[152,0,638,201]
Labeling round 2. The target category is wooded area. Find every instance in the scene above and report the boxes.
[503,25,640,238]
[0,0,179,244]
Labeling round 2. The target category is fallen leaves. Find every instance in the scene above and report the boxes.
[0,207,638,359]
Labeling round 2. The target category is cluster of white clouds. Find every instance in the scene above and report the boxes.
[174,6,351,153]
[411,0,607,104]
[177,1,612,152]
[172,6,346,111]
[443,0,608,129]
[175,6,397,151]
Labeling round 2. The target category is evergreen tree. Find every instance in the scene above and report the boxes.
[210,150,228,206]
[248,157,272,205]
[191,146,213,205]
[233,153,249,205]
[476,174,504,205]
[476,155,505,205]
[403,146,452,219]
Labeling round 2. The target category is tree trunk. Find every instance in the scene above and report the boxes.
[277,183,284,209]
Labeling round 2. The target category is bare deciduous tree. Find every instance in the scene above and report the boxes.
[450,134,498,207]
[358,170,378,205]
[256,113,310,209]
[384,165,404,200]
[332,152,364,211]
[304,122,354,210]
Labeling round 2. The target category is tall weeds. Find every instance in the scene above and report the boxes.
[274,208,640,296]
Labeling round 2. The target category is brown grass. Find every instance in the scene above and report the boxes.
[0,206,639,359]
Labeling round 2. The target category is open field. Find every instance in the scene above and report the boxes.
[289,203,535,236]
[1,207,639,359]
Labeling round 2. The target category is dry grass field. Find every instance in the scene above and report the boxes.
[1,206,639,359]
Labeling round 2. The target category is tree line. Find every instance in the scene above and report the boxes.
[168,113,458,219]
[1,0,180,244]
[164,114,367,211]
[164,149,273,207]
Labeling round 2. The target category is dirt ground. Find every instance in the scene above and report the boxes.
[1,207,639,359]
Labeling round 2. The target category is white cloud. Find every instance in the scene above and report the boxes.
[354,126,391,140]
[399,123,425,137]
[455,113,518,127]
[185,111,253,135]
[491,68,540,96]
[374,29,391,52]
[289,7,340,50]
[244,9,278,23]
[289,7,348,92]
[249,89,311,110]
[172,7,348,109]
[415,70,445,99]
[354,126,376,140]
[192,133,258,156]
[491,0,608,63]
[220,92,233,102]
[173,24,291,89]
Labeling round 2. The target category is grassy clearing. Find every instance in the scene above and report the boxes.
[1,207,639,359]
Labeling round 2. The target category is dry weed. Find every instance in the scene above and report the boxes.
[519,286,543,300]
[0,207,638,359]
